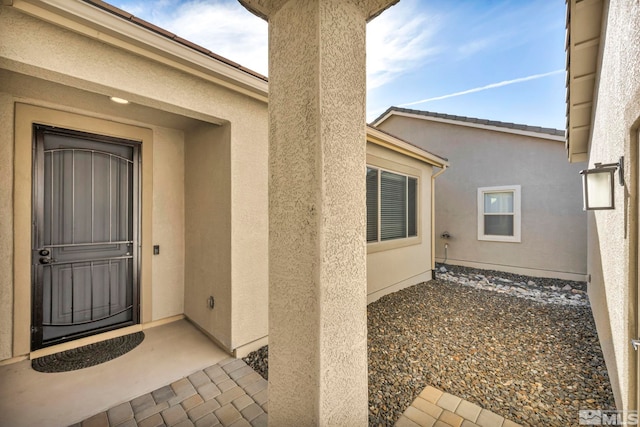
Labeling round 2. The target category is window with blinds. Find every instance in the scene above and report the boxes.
[366,166,418,243]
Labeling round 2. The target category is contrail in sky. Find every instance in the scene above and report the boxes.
[398,69,564,107]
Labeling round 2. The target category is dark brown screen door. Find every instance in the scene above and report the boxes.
[31,125,140,350]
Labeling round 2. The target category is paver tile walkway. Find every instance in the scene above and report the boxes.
[72,358,267,427]
[396,386,522,427]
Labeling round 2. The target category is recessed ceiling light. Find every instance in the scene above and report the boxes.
[110,96,130,104]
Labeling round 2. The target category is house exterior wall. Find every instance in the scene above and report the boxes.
[0,4,268,360]
[152,128,186,321]
[0,92,15,361]
[366,142,434,303]
[377,116,587,281]
[585,0,640,411]
[0,1,432,362]
[184,123,233,349]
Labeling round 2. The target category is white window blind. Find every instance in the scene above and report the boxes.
[367,167,418,243]
[477,185,521,242]
[366,167,379,243]
[483,191,514,236]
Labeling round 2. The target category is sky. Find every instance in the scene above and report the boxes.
[111,0,567,129]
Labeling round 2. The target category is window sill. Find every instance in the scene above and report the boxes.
[367,235,422,254]
[478,235,521,243]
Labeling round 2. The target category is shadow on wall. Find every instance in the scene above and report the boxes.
[588,211,622,409]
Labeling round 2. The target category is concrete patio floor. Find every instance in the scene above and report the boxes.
[0,319,229,427]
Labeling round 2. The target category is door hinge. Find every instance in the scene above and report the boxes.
[632,339,640,351]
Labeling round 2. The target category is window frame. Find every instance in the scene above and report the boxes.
[477,185,521,243]
[366,165,419,245]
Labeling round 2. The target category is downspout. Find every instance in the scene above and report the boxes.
[431,165,448,276]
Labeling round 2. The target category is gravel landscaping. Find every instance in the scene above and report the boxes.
[245,264,615,426]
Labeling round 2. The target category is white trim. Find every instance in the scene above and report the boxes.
[366,126,448,168]
[373,110,565,142]
[477,185,521,243]
[233,335,268,358]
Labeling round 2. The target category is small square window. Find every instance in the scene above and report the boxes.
[477,185,521,242]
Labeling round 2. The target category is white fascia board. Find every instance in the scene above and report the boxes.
[12,0,268,101]
[375,110,565,142]
[366,126,449,168]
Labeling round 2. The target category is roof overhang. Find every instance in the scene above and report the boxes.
[373,109,565,142]
[8,0,269,102]
[366,125,449,169]
[565,0,604,163]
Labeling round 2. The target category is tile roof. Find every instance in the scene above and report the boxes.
[82,0,268,82]
[372,107,565,138]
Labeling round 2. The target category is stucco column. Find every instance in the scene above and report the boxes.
[239,0,397,424]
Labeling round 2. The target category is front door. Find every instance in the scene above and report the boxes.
[31,125,140,350]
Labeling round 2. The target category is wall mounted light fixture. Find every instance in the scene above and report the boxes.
[580,156,624,210]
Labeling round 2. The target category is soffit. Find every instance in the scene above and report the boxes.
[565,0,604,163]
[2,69,215,131]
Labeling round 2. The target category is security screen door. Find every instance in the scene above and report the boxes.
[31,125,140,350]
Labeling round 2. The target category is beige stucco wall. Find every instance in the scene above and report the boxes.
[585,0,640,411]
[152,128,186,321]
[264,0,370,423]
[184,123,233,349]
[378,116,587,280]
[0,4,268,359]
[0,92,14,361]
[366,142,433,303]
[230,124,269,353]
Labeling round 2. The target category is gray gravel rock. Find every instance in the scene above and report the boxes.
[243,345,268,380]
[367,279,614,426]
[244,266,615,427]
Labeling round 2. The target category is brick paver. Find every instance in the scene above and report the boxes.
[476,408,505,427]
[107,402,134,426]
[396,385,522,427]
[72,358,268,427]
[214,404,242,426]
[455,400,482,423]
[75,357,520,427]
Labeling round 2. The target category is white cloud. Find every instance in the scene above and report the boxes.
[366,1,442,89]
[399,69,565,107]
[115,0,439,88]
[114,0,268,76]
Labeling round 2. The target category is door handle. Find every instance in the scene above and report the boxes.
[632,339,640,351]
[39,257,56,265]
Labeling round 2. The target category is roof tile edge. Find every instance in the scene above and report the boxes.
[82,0,268,82]
[371,106,565,138]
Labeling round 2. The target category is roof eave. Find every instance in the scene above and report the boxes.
[565,0,604,163]
[374,108,565,142]
[366,125,449,168]
[11,0,269,102]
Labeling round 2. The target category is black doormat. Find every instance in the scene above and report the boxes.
[31,332,145,373]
